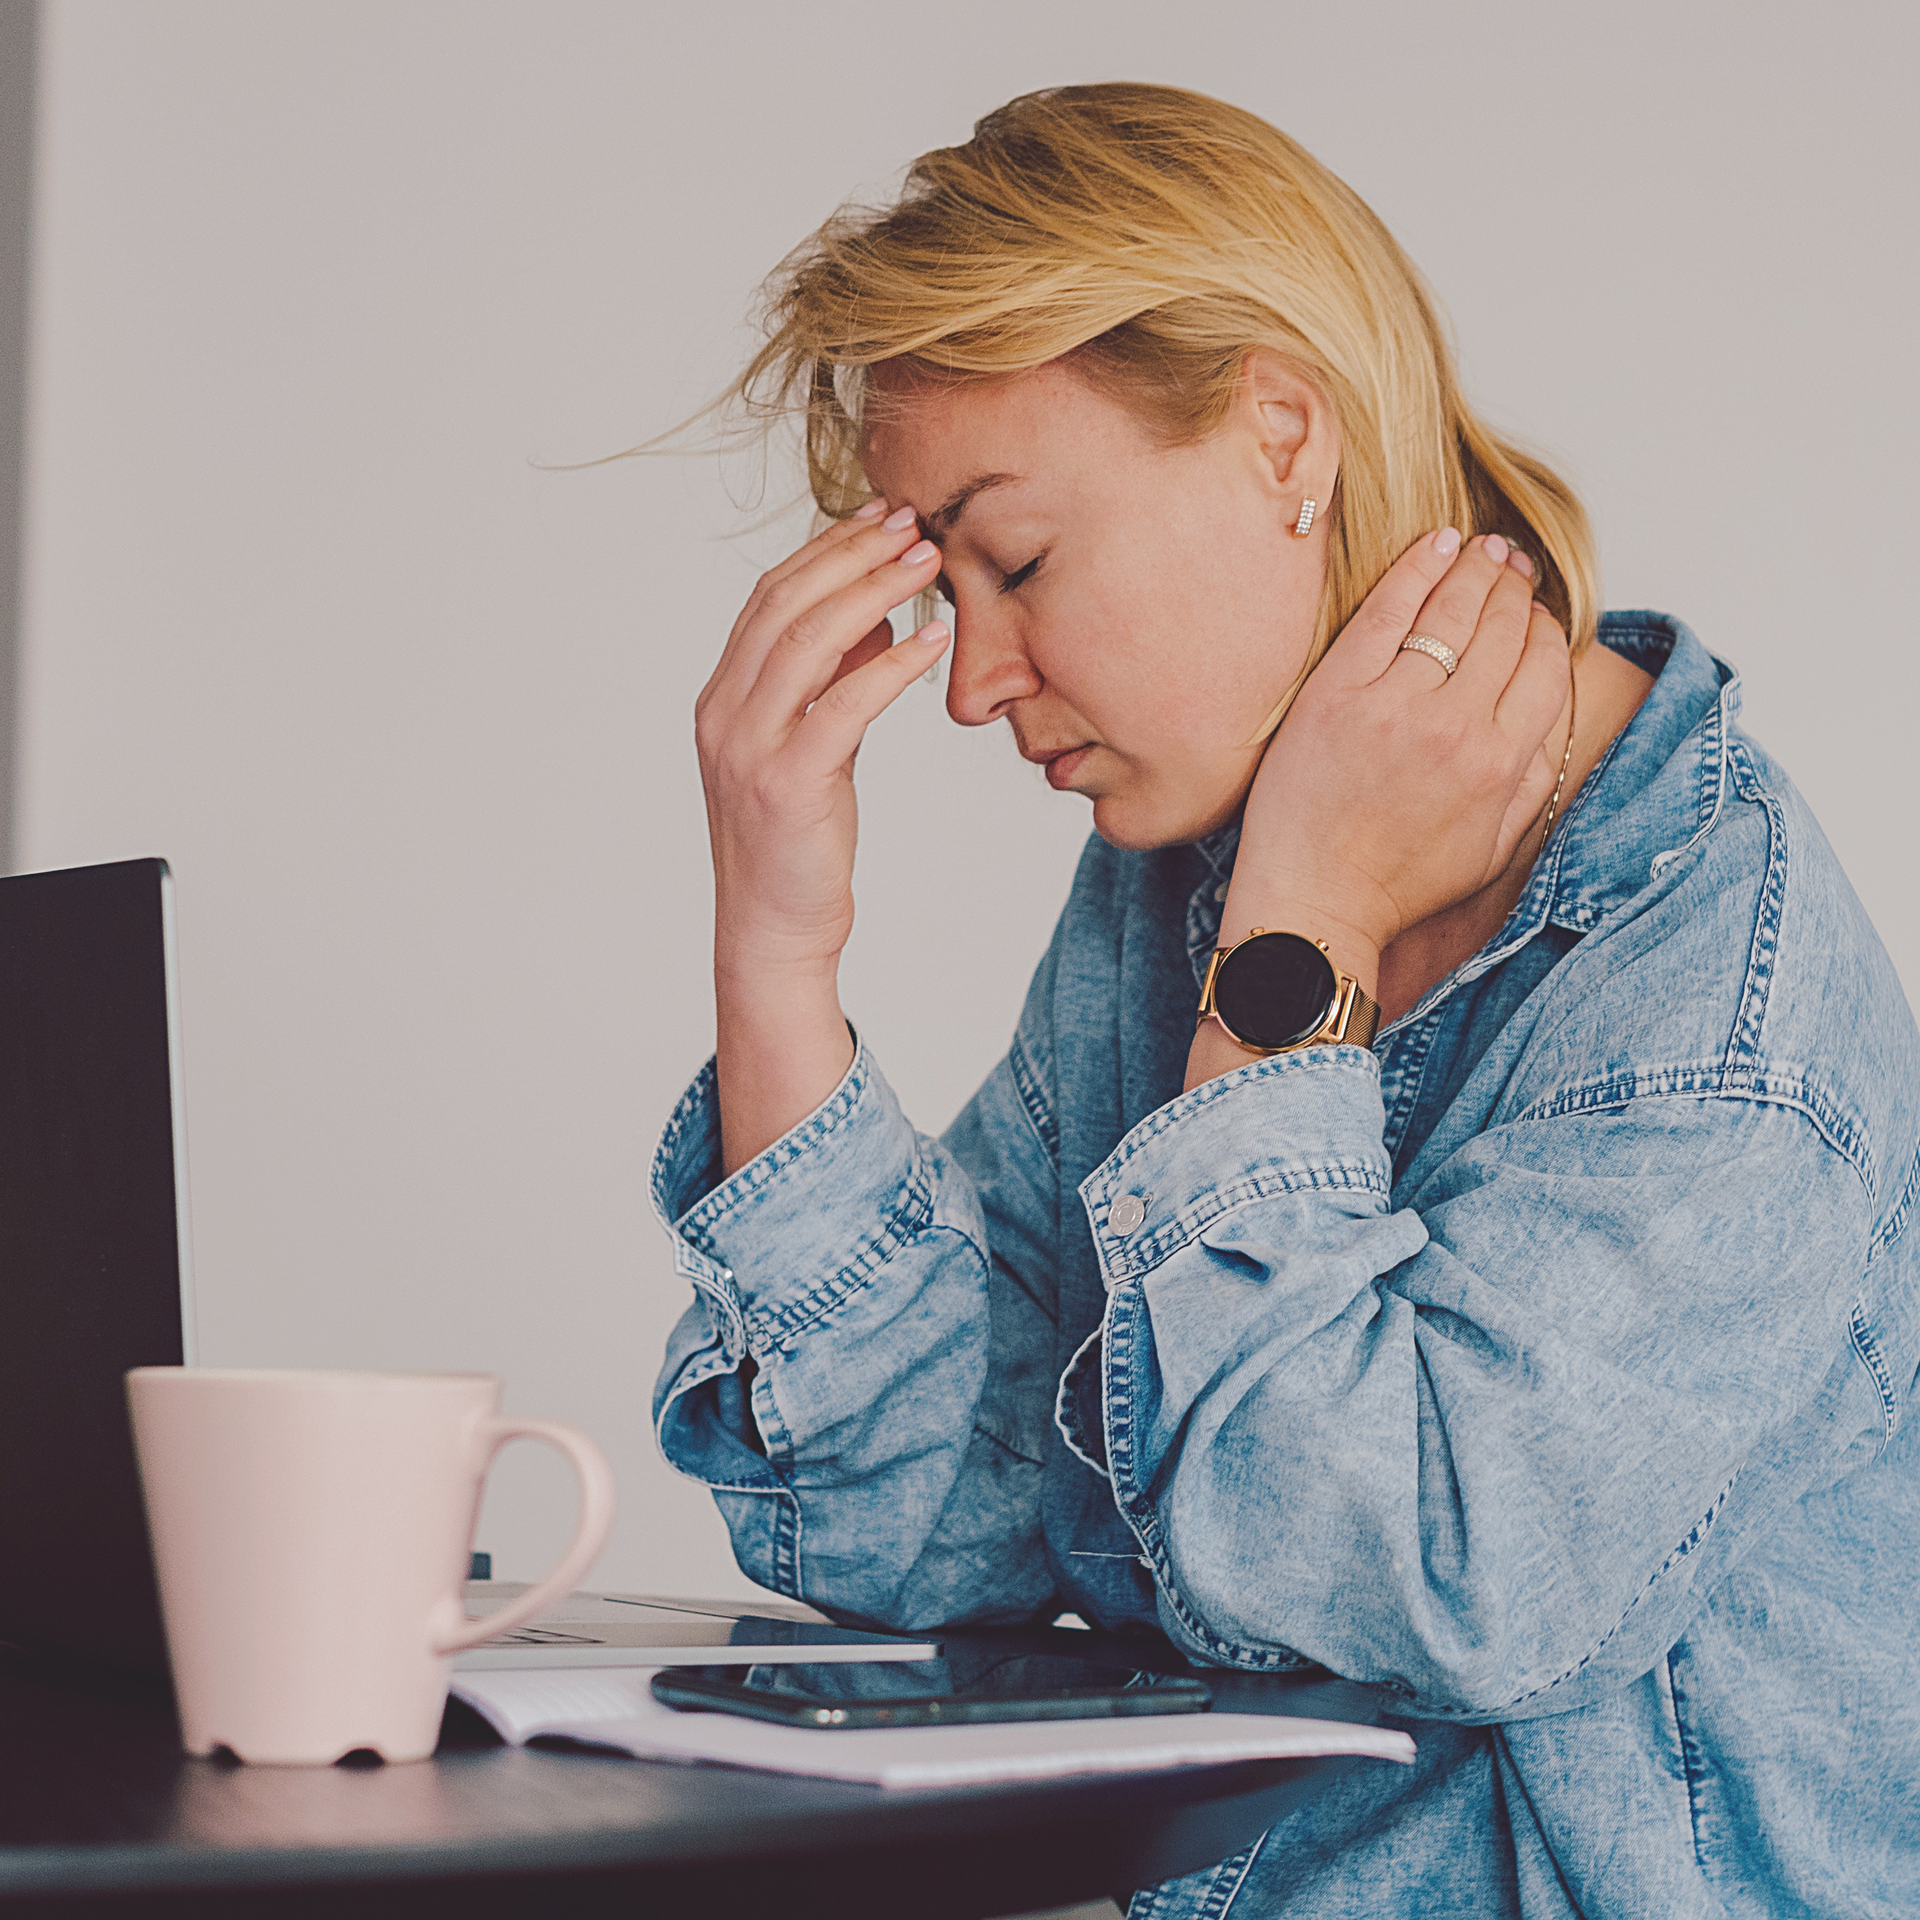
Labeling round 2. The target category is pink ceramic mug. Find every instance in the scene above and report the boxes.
[126,1367,615,1765]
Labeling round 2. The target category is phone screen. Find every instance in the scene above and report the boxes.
[650,1649,1212,1729]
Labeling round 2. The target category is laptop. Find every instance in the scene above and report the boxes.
[0,859,934,1677]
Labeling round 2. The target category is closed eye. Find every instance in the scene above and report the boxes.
[999,553,1044,595]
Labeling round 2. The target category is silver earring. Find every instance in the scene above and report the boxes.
[1292,498,1317,538]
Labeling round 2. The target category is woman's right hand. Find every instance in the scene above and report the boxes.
[696,500,949,1174]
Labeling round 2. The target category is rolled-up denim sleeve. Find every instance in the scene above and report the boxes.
[1086,1045,1870,1719]
[650,1032,1058,1627]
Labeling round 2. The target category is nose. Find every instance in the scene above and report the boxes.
[944,598,1042,728]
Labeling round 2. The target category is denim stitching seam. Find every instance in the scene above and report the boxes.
[1721,740,1786,1081]
[1380,1011,1441,1162]
[1094,1161,1393,1284]
[1007,1027,1060,1164]
[1116,1369,1738,1703]
[682,1266,746,1357]
[1212,1830,1272,1918]
[1848,1299,1899,1450]
[771,1492,802,1598]
[1869,1144,1920,1262]
[1429,1470,1741,1717]
[1649,667,1731,878]
[1509,1065,1872,1199]
[650,1058,726,1243]
[750,1365,795,1462]
[753,1212,975,1363]
[1696,673,1728,836]
[1665,1649,1716,1878]
[652,1379,786,1497]
[745,1146,940,1348]
[674,1051,872,1249]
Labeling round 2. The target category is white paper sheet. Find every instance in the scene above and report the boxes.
[451,1666,1416,1790]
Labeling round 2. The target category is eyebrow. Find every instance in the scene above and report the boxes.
[925,471,1020,535]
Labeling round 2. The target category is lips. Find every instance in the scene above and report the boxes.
[1039,745,1094,790]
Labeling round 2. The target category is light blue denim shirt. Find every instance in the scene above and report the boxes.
[652,615,1920,1919]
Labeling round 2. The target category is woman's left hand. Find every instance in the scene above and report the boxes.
[1220,529,1570,989]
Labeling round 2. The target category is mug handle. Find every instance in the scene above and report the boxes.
[430,1416,617,1656]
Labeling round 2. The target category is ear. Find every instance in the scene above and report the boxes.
[1232,348,1338,502]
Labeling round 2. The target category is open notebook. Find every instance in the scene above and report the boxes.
[450,1664,1417,1790]
[453,1586,939,1670]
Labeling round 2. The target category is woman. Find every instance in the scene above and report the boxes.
[650,85,1919,1917]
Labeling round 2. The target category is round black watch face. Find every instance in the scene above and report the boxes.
[1214,933,1338,1050]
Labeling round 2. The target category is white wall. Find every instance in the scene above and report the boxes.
[18,0,1918,1598]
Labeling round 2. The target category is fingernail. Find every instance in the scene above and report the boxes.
[1533,599,1550,615]
[883,505,918,532]
[898,539,938,567]
[910,620,950,648]
[1508,547,1535,577]
[1433,527,1461,557]
[1483,533,1510,565]
[854,499,887,522]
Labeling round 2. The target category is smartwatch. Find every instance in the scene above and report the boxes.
[1196,928,1381,1055]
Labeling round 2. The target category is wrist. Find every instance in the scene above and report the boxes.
[713,963,845,1052]
[712,971,854,1180]
[1185,1018,1258,1092]
[713,904,846,995]
[1185,913,1384,1094]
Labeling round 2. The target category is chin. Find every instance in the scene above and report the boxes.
[1090,787,1236,854]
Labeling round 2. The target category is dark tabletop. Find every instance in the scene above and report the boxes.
[0,1632,1387,1920]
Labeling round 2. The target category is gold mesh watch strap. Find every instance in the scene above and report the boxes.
[1328,973,1381,1050]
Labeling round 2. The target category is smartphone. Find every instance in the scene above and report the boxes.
[650,1650,1212,1729]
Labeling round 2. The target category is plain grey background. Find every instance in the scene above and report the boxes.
[0,0,31,864]
[8,0,1916,1601]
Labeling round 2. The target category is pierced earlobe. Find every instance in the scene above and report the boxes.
[1292,498,1317,539]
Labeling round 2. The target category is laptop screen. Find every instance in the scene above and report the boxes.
[0,858,194,1676]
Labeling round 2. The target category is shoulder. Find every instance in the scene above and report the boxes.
[1524,623,1920,1236]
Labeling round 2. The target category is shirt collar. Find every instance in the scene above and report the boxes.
[1524,611,1737,934]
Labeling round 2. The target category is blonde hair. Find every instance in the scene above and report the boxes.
[732,83,1599,717]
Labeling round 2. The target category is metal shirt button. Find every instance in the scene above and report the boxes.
[1109,1193,1147,1235]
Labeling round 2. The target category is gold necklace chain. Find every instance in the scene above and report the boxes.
[1540,669,1578,843]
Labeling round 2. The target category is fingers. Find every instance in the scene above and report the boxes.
[1381,535,1519,686]
[736,498,890,624]
[710,507,939,714]
[822,617,897,694]
[1328,527,1536,691]
[1321,527,1468,685]
[1492,600,1572,745]
[719,503,904,664]
[789,621,953,776]
[1442,544,1538,703]
[710,503,887,688]
[1490,738,1561,870]
[749,530,943,724]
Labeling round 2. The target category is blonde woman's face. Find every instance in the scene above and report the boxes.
[859,359,1332,850]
